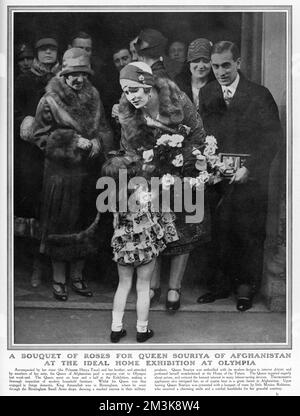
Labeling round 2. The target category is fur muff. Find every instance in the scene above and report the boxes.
[20,116,35,141]
[118,77,185,150]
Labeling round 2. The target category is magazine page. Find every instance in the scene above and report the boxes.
[0,0,299,401]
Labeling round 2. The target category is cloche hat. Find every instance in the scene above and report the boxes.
[187,38,212,62]
[119,62,154,88]
[60,48,93,76]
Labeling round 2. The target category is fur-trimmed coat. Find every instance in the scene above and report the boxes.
[118,76,206,153]
[118,77,210,255]
[27,75,113,260]
[31,75,114,159]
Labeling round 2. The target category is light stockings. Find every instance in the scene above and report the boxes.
[111,264,133,332]
[136,261,155,332]
[111,259,156,332]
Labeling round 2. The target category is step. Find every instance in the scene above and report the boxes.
[14,279,270,313]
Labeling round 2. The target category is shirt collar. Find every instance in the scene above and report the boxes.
[221,72,240,96]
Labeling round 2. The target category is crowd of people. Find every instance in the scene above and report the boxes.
[14,27,283,343]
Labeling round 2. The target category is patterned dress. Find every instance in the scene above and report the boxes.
[112,201,178,267]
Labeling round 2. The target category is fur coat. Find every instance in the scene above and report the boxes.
[118,76,206,153]
[118,77,210,255]
[30,75,113,160]
[24,75,113,260]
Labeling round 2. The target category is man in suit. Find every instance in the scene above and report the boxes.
[198,41,282,311]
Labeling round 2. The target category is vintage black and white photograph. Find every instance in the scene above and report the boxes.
[8,3,290,347]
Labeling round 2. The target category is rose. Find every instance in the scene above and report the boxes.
[134,185,152,205]
[161,173,175,190]
[192,147,202,156]
[183,177,199,188]
[172,154,183,167]
[168,134,184,148]
[156,134,172,146]
[204,145,217,157]
[205,135,218,147]
[196,171,210,184]
[156,134,184,147]
[207,154,220,167]
[188,177,197,187]
[139,191,152,204]
[143,149,154,162]
[204,135,218,157]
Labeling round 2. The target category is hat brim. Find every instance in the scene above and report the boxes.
[187,55,211,62]
[35,38,58,49]
[120,79,152,89]
[135,44,166,58]
[60,67,93,76]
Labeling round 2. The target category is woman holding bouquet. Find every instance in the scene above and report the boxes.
[118,62,210,312]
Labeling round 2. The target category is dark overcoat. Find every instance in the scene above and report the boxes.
[27,75,113,260]
[199,74,282,187]
[198,74,283,292]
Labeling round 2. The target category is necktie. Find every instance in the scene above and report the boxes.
[223,87,232,106]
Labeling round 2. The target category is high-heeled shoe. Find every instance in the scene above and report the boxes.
[52,281,68,301]
[150,287,161,306]
[166,288,181,312]
[71,278,93,297]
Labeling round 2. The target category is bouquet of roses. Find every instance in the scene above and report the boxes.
[141,126,222,190]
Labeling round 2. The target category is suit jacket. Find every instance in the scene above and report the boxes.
[198,74,282,186]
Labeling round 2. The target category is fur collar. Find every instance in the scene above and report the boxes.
[118,77,185,150]
[119,76,184,126]
[31,58,60,77]
[45,75,100,138]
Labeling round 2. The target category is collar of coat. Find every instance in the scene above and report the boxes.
[31,58,60,77]
[118,77,187,151]
[119,76,185,127]
[45,75,100,137]
[46,75,98,109]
